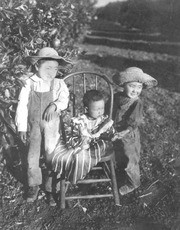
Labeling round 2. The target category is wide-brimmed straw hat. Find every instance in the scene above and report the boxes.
[112,67,158,88]
[27,47,72,65]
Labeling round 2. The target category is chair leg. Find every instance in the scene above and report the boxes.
[110,158,120,206]
[60,179,66,209]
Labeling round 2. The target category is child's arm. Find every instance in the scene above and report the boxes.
[114,99,144,134]
[66,116,91,149]
[15,80,31,135]
[91,119,114,139]
[52,79,69,111]
[71,116,92,138]
[19,132,27,144]
[43,79,69,121]
[126,99,144,130]
[111,129,130,141]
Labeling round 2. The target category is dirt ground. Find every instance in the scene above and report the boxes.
[1,30,180,230]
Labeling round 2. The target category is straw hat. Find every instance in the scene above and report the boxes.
[112,67,158,88]
[27,47,72,65]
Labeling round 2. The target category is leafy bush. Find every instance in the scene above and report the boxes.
[0,0,95,99]
[0,0,95,156]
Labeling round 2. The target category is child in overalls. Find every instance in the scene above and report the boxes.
[111,67,157,195]
[15,47,70,205]
[51,89,114,184]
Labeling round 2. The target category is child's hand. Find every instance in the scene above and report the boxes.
[92,119,114,139]
[81,143,90,150]
[43,104,57,121]
[19,131,27,144]
[72,118,92,138]
[80,126,92,138]
[111,130,130,141]
[71,117,84,127]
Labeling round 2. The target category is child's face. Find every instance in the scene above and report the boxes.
[88,99,105,119]
[124,82,143,99]
[37,60,59,82]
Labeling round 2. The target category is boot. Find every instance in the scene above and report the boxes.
[46,192,57,207]
[27,186,40,202]
[119,185,135,196]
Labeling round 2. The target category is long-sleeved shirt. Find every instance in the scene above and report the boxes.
[15,74,69,132]
[112,92,144,132]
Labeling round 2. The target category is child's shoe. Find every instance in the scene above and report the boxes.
[119,185,135,195]
[27,186,40,202]
[46,192,57,207]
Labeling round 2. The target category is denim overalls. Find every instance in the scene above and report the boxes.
[27,80,60,192]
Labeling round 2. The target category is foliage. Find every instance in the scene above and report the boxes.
[0,0,96,157]
[95,0,180,36]
[0,0,96,97]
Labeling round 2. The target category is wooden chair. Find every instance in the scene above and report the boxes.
[60,71,120,208]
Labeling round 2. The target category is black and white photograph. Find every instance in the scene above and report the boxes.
[0,0,180,229]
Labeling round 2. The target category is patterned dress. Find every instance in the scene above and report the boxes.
[51,114,114,184]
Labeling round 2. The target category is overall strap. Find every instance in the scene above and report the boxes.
[50,79,55,91]
[59,114,67,144]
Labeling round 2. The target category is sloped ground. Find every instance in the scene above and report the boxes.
[84,34,180,56]
[1,37,180,229]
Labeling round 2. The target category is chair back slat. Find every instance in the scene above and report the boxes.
[95,75,98,90]
[63,71,114,118]
[72,76,76,116]
[82,73,85,94]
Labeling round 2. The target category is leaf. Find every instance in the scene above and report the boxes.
[12,55,20,64]
[15,78,26,88]
[19,27,23,37]
[15,4,28,11]
[8,0,13,9]
[4,89,10,98]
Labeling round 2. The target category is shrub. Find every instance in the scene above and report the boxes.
[0,0,95,155]
[0,0,95,99]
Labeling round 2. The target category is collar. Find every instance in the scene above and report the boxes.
[85,113,104,122]
[118,92,138,106]
[29,74,42,82]
[84,113,96,120]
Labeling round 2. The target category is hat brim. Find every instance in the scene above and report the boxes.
[141,73,158,88]
[112,71,158,89]
[26,55,73,66]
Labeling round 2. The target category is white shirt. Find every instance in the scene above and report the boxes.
[15,74,69,132]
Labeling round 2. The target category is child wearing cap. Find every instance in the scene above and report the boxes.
[111,67,157,195]
[15,47,71,205]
